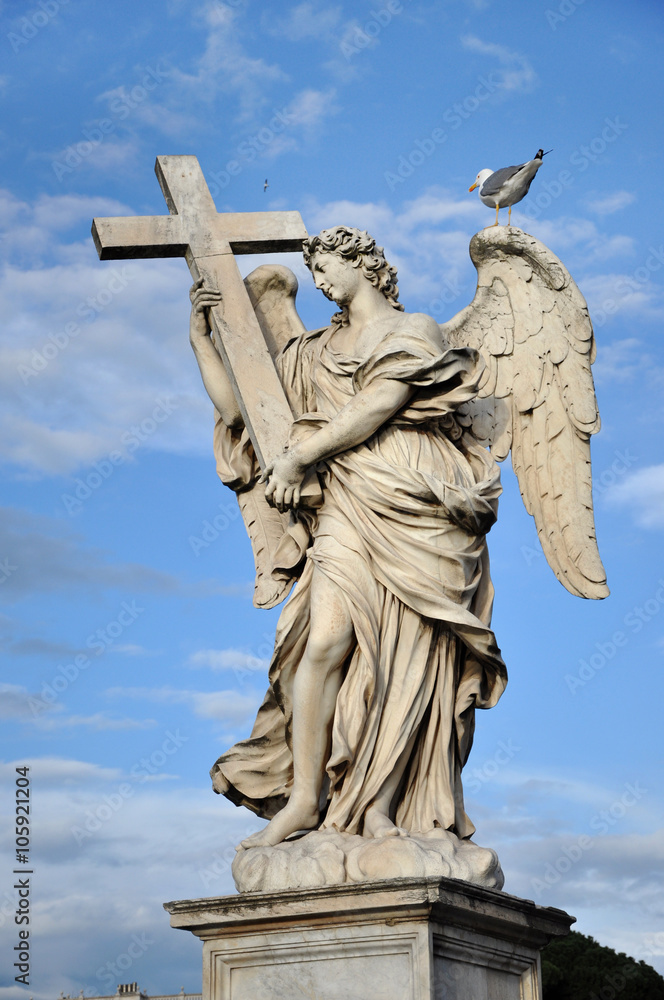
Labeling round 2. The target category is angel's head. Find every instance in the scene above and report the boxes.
[303,226,404,327]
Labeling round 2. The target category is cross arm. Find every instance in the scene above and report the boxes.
[92,214,186,260]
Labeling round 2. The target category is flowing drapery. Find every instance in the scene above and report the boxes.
[211,317,507,838]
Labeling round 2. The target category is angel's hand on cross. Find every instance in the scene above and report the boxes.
[261,449,308,512]
[189,278,223,344]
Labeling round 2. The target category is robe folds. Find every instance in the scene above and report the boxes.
[210,315,507,839]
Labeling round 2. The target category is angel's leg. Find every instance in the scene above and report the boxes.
[240,567,354,849]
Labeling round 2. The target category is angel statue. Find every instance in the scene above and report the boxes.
[188,224,607,892]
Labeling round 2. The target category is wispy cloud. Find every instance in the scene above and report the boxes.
[606,464,664,528]
[172,1,286,123]
[288,87,339,129]
[106,684,258,723]
[263,2,343,41]
[188,648,269,672]
[36,712,158,732]
[591,337,653,385]
[461,35,538,93]
[586,190,637,216]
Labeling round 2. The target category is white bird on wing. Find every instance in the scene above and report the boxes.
[470,148,552,226]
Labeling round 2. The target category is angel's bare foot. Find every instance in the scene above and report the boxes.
[238,799,319,849]
[363,806,407,839]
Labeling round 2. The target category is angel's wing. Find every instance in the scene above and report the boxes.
[213,265,308,610]
[244,263,306,360]
[441,227,609,600]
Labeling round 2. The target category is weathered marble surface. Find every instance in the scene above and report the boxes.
[232,827,503,893]
[165,877,574,1000]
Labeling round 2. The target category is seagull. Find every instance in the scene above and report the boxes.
[469,148,552,226]
[263,178,269,193]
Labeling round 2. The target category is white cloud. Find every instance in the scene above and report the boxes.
[461,35,538,93]
[47,136,140,181]
[287,87,339,129]
[173,2,286,123]
[606,464,664,528]
[106,685,258,724]
[519,215,636,263]
[263,2,343,41]
[591,337,652,384]
[586,190,637,216]
[35,712,158,732]
[0,189,217,477]
[577,271,664,323]
[188,648,269,673]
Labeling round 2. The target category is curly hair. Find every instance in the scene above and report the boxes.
[303,226,404,327]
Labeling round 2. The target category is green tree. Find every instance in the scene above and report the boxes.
[542,930,664,1000]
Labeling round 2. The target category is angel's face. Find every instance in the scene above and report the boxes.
[310,251,360,306]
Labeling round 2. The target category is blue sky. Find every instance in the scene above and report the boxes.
[1,0,664,995]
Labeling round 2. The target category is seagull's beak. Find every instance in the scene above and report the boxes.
[469,182,479,192]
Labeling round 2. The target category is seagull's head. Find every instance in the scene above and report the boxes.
[469,169,494,194]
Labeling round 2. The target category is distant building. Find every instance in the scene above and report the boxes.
[59,984,201,1000]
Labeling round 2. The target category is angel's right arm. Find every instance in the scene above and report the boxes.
[189,280,244,430]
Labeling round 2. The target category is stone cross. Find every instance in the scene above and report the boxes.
[91,155,308,470]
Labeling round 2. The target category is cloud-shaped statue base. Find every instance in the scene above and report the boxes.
[232,828,504,894]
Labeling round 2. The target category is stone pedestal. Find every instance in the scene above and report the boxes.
[165,877,573,1000]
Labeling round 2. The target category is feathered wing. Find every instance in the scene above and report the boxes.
[244,264,306,360]
[212,265,307,610]
[441,227,609,600]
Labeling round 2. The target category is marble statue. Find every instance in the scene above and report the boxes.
[193,226,607,891]
[93,157,606,893]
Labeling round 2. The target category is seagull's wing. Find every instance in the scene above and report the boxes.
[480,162,528,196]
[212,265,307,609]
[441,227,608,600]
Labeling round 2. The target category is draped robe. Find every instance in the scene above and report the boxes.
[210,313,507,839]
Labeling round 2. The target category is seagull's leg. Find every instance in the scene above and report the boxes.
[508,205,512,225]
[493,204,500,227]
